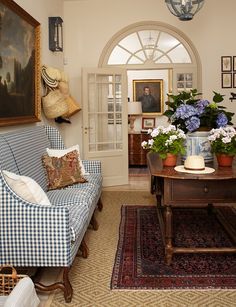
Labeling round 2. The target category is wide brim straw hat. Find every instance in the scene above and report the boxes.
[63,95,81,117]
[41,65,59,88]
[174,155,215,174]
[46,66,62,81]
[42,89,69,119]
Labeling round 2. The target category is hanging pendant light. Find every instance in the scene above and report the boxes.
[165,0,204,21]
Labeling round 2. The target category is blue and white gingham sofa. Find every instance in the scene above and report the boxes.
[0,125,103,303]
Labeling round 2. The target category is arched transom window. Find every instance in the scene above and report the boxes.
[108,29,191,65]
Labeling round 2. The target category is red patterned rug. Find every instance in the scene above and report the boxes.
[111,205,236,290]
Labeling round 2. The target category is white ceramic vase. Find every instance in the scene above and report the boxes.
[182,130,213,162]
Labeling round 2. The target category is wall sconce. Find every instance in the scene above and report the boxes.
[128,101,142,134]
[49,17,63,52]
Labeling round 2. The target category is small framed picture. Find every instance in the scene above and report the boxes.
[186,73,193,81]
[222,73,232,88]
[177,73,184,81]
[142,117,155,129]
[221,56,232,72]
[233,73,236,88]
[233,56,236,71]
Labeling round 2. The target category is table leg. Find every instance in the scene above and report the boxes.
[164,206,173,265]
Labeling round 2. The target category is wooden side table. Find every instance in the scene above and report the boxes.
[128,133,150,166]
[147,152,236,265]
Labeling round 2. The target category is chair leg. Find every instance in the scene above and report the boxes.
[90,213,99,231]
[97,198,103,211]
[34,267,73,303]
[79,238,89,258]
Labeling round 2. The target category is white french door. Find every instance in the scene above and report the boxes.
[82,68,128,187]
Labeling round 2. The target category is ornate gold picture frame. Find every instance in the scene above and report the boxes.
[0,0,41,126]
[133,79,164,115]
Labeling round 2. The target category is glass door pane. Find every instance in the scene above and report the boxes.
[87,73,123,152]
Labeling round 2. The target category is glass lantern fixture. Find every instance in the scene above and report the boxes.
[48,17,63,52]
[165,0,204,21]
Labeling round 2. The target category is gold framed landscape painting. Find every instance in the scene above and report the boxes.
[133,79,164,115]
[142,117,155,129]
[0,0,41,126]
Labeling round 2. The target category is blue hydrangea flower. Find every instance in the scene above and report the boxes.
[185,116,200,132]
[196,99,210,115]
[175,104,197,120]
[216,112,228,127]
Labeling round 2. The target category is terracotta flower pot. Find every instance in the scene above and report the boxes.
[216,154,234,167]
[162,153,178,167]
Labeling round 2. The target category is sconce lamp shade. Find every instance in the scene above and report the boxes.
[49,17,63,52]
[128,101,142,115]
[165,0,204,21]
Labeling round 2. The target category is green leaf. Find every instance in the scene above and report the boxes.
[213,91,224,103]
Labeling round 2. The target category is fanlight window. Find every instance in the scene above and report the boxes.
[108,30,191,65]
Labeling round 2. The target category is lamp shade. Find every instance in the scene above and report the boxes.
[165,0,204,21]
[128,101,142,115]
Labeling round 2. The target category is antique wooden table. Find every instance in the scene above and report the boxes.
[147,152,236,265]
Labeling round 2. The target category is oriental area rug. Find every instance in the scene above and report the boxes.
[111,205,236,290]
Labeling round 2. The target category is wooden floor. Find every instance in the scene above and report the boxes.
[102,167,150,191]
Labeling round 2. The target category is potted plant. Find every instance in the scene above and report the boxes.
[164,89,234,133]
[141,125,186,166]
[163,89,235,161]
[208,126,236,166]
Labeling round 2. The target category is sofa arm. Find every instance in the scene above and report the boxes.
[82,160,102,174]
[0,172,72,267]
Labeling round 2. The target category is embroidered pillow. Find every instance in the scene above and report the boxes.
[42,150,87,190]
[2,170,51,206]
[46,145,87,175]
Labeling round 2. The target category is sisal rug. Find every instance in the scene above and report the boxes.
[111,205,236,290]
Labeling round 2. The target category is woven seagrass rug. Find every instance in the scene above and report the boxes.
[111,205,236,290]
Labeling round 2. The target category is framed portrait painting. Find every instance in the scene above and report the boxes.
[0,0,41,126]
[133,79,164,115]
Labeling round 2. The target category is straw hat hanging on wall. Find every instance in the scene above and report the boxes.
[41,65,81,121]
[42,89,69,119]
[63,95,81,117]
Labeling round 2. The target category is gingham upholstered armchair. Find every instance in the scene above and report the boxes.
[0,125,103,302]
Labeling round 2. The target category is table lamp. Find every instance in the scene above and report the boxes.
[128,101,142,133]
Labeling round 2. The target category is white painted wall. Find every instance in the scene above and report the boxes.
[1,0,236,155]
[15,0,64,68]
[63,0,236,152]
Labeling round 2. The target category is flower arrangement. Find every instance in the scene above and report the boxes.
[164,89,234,133]
[141,125,186,159]
[208,126,236,156]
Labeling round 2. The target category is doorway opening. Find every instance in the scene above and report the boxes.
[97,21,201,185]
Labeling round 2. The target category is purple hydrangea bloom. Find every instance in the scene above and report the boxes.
[185,116,200,132]
[195,99,210,115]
[216,112,228,127]
[175,104,197,120]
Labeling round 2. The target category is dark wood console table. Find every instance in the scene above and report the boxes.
[128,133,150,166]
[147,152,236,265]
